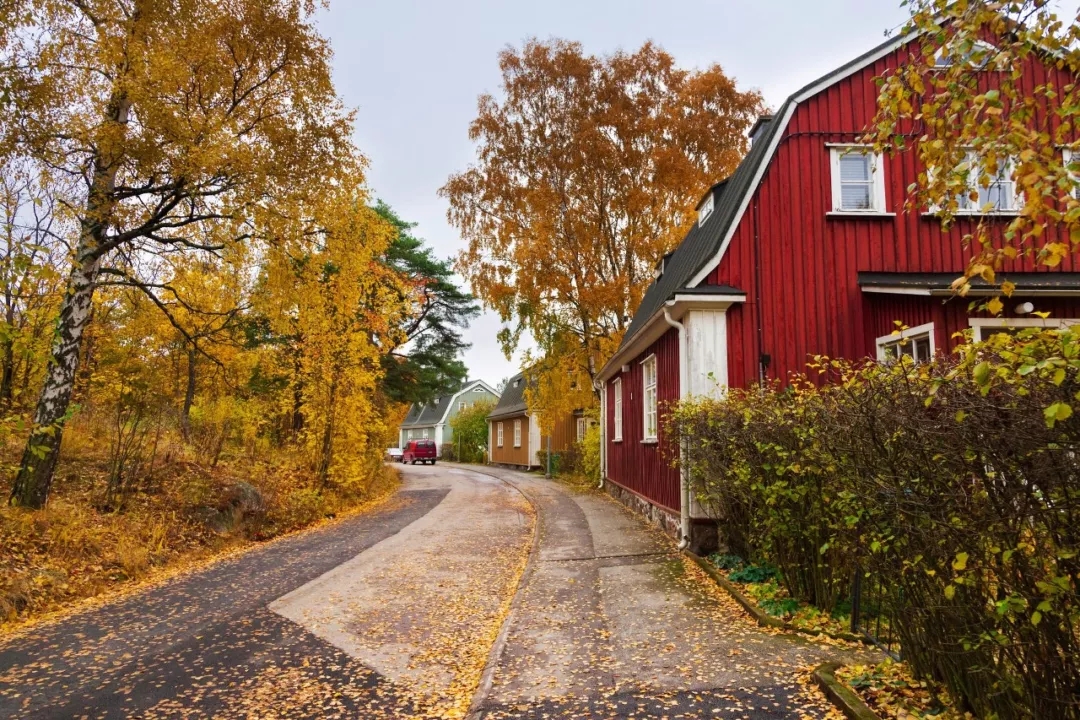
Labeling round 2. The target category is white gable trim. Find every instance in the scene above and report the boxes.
[685,32,916,289]
[431,379,499,425]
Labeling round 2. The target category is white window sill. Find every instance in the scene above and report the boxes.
[641,438,658,445]
[923,210,1020,218]
[612,437,623,443]
[827,211,896,218]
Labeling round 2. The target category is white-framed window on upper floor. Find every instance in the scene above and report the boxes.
[497,422,504,447]
[613,378,623,442]
[876,322,935,364]
[513,419,522,447]
[642,354,658,442]
[930,150,1021,215]
[459,401,466,412]
[1063,148,1080,201]
[970,317,1080,342]
[933,40,997,70]
[829,145,887,214]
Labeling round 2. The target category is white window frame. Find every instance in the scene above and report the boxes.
[459,401,466,412]
[876,322,936,363]
[473,387,484,392]
[613,378,623,442]
[1064,148,1080,200]
[576,417,587,442]
[697,193,714,226]
[497,422,504,447]
[642,354,658,443]
[929,150,1021,216]
[969,317,1080,342]
[408,429,414,440]
[828,144,888,215]
[513,419,522,448]
[934,40,997,69]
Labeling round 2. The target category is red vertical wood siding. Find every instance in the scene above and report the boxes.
[609,34,1080,512]
[605,327,681,512]
[707,40,1080,388]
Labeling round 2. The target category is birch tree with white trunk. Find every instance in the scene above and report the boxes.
[2,0,362,507]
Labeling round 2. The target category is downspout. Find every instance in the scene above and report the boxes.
[662,306,691,551]
[595,379,605,489]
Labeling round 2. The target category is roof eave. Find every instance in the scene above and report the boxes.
[597,292,745,383]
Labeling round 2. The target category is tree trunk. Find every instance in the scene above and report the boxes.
[180,343,196,439]
[0,291,15,405]
[0,340,14,406]
[9,251,102,507]
[316,377,338,487]
[290,344,304,437]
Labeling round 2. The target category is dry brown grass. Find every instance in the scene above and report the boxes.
[0,419,400,631]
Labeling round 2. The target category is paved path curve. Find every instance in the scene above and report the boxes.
[0,464,861,719]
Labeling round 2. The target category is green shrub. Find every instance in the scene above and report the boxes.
[708,553,745,571]
[580,423,601,481]
[728,563,780,584]
[669,327,1080,719]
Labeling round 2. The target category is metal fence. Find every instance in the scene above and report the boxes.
[850,568,903,660]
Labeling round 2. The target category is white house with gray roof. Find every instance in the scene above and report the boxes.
[398,379,499,456]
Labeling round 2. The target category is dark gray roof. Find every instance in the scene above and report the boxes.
[620,126,776,347]
[859,272,1080,294]
[488,372,529,420]
[400,380,495,428]
[400,390,457,427]
[620,32,909,351]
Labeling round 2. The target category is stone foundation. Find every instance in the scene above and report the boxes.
[602,479,718,554]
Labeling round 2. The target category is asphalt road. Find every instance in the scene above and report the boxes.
[0,487,448,719]
[0,464,865,719]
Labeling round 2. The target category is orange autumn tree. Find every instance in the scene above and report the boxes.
[442,39,763,426]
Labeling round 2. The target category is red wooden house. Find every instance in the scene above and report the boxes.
[596,32,1080,552]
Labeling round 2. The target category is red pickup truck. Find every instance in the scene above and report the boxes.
[401,439,437,465]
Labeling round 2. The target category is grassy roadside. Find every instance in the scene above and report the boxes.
[836,659,972,719]
[1,451,400,635]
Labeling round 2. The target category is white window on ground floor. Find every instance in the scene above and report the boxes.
[497,422,504,447]
[642,354,658,442]
[513,419,522,447]
[876,322,935,364]
[970,317,1080,342]
[576,417,589,442]
[613,378,623,442]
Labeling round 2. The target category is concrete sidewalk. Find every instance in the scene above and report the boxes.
[472,466,864,719]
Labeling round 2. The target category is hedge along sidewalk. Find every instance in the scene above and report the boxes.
[683,551,875,647]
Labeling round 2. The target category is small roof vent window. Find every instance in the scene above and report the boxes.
[934,40,996,69]
[654,251,674,281]
[749,115,773,146]
[697,193,714,226]
[513,378,520,388]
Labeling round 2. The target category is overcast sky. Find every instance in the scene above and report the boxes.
[315,0,910,388]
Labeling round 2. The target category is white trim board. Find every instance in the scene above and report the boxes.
[686,32,918,289]
[597,293,744,382]
[969,317,1080,341]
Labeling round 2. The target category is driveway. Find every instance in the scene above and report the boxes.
[0,464,858,719]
